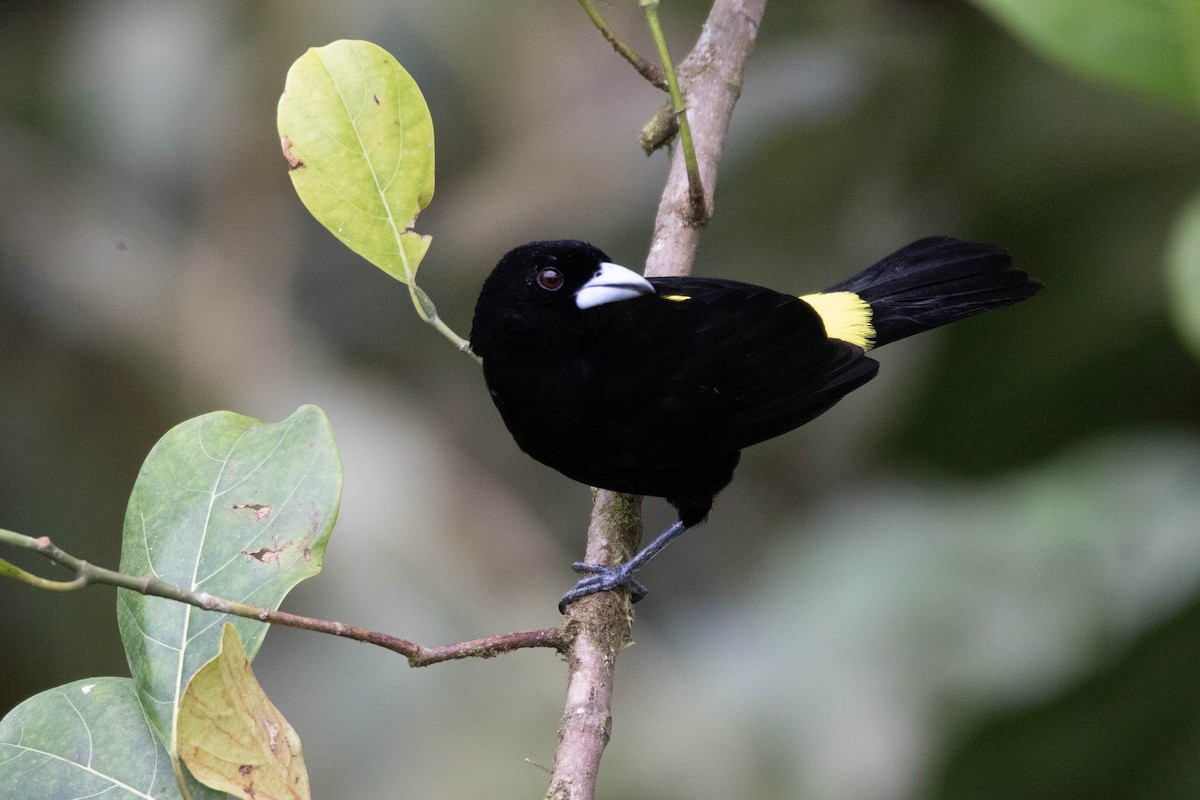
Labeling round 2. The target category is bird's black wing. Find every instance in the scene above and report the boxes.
[664,276,879,449]
[598,276,880,456]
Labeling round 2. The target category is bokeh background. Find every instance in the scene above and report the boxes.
[3,1,1200,798]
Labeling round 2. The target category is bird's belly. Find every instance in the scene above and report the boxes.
[495,395,727,504]
[490,364,649,475]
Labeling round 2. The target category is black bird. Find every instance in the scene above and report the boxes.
[469,238,1040,611]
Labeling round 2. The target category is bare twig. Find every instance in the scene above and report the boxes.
[576,0,668,90]
[641,0,706,221]
[548,2,767,798]
[0,528,567,667]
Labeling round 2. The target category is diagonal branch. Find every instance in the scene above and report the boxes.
[0,528,567,667]
[547,2,767,799]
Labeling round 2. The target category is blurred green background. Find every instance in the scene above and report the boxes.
[2,1,1199,798]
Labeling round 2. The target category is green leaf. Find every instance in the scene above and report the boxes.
[180,624,309,800]
[1168,193,1200,357]
[117,405,342,762]
[970,0,1200,110]
[277,39,435,283]
[0,677,211,800]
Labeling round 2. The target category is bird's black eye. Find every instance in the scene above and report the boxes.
[536,267,565,291]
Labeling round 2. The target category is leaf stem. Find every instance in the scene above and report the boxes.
[390,220,479,361]
[576,0,668,89]
[0,528,564,666]
[640,0,706,222]
[408,282,481,361]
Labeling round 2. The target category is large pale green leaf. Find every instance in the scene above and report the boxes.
[1168,192,1200,357]
[971,0,1200,110]
[179,624,309,800]
[117,405,341,761]
[0,677,216,800]
[277,39,435,283]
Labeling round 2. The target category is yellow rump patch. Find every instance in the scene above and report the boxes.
[799,291,875,350]
[662,294,691,302]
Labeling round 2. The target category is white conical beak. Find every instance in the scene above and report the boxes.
[575,262,655,309]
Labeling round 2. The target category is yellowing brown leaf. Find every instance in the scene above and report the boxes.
[178,624,310,800]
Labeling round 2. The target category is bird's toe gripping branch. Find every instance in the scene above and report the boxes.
[558,519,692,613]
[559,561,650,613]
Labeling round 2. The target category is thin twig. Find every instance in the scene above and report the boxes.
[576,0,668,90]
[644,0,766,277]
[409,281,482,363]
[641,0,706,221]
[0,528,567,667]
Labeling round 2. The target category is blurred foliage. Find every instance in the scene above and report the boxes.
[1169,194,1200,356]
[1,1,1199,798]
[612,434,1200,799]
[970,0,1200,112]
[931,589,1200,799]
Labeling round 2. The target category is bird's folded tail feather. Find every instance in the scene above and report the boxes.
[814,237,1041,349]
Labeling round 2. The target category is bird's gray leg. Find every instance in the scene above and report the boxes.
[558,519,689,612]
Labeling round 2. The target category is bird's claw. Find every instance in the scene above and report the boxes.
[558,562,649,613]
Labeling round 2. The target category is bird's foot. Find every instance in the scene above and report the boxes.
[558,561,648,613]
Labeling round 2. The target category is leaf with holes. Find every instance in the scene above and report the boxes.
[116,405,341,763]
[278,39,435,283]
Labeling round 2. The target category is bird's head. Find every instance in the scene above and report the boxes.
[470,240,654,357]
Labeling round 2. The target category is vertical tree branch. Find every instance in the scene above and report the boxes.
[545,491,641,800]
[548,2,767,798]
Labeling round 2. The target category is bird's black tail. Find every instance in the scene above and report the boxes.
[826,237,1040,348]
